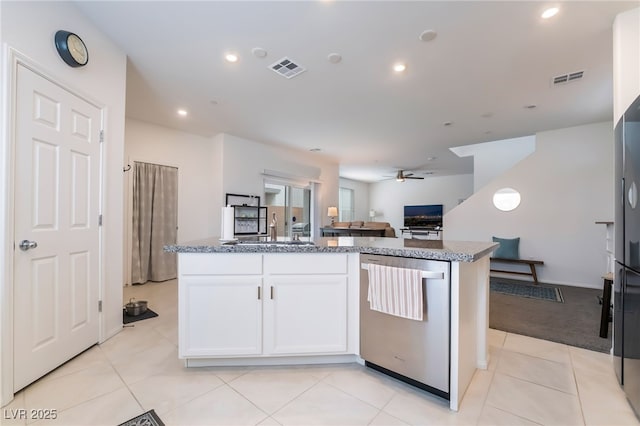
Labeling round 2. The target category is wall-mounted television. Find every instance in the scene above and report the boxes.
[404,204,443,229]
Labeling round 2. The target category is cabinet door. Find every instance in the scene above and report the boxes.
[179,275,263,357]
[263,275,348,355]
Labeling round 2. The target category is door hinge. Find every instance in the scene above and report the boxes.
[98,300,103,313]
[98,214,103,226]
[99,130,104,143]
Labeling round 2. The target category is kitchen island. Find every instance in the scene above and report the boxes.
[166,236,497,411]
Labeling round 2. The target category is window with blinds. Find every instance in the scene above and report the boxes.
[339,187,355,222]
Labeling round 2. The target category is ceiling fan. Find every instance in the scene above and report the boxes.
[393,170,425,182]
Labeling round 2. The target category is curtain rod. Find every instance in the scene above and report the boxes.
[131,161,179,170]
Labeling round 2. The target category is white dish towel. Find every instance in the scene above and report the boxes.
[367,263,424,321]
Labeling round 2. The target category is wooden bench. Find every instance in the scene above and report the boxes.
[490,257,544,284]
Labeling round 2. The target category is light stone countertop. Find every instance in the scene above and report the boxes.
[165,236,498,263]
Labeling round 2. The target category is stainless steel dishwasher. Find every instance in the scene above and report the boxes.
[360,253,450,399]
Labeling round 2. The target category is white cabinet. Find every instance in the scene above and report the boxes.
[180,275,262,357]
[178,253,263,358]
[264,275,348,355]
[263,253,349,355]
[178,252,355,361]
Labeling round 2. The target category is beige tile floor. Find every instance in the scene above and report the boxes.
[4,279,640,426]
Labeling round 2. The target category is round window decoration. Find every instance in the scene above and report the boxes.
[493,187,521,212]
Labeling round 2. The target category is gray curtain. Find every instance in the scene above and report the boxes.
[131,162,178,284]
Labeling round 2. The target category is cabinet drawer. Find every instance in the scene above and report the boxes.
[179,253,262,275]
[265,253,347,274]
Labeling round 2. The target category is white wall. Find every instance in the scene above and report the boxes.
[124,118,222,284]
[220,134,340,236]
[339,178,370,221]
[369,174,474,233]
[613,7,640,123]
[123,128,339,256]
[445,122,614,289]
[451,136,536,191]
[211,133,225,236]
[0,1,126,405]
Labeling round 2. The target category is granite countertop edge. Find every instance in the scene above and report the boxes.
[165,239,498,263]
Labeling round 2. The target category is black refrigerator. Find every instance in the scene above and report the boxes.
[614,93,640,416]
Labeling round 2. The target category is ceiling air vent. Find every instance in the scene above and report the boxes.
[552,70,585,86]
[269,57,306,79]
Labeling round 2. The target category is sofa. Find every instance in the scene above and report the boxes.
[291,222,310,236]
[330,221,397,238]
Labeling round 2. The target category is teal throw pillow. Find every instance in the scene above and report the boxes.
[492,236,520,259]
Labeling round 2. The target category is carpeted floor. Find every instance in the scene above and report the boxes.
[490,277,612,353]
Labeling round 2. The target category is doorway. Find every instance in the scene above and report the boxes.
[130,161,178,284]
[264,183,311,238]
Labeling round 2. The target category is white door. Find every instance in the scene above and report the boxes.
[13,64,102,391]
[264,275,348,355]
[179,276,263,357]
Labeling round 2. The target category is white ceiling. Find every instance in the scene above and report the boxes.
[74,0,638,182]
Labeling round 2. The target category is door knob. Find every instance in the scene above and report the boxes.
[19,240,38,251]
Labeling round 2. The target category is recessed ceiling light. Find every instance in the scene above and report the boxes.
[252,47,267,58]
[393,63,406,73]
[419,30,438,42]
[327,53,342,64]
[541,7,559,19]
[177,109,188,116]
[225,53,239,63]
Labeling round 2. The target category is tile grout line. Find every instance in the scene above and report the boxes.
[98,345,147,416]
[496,345,578,396]
[480,404,546,426]
[567,346,588,426]
[103,333,236,418]
[226,369,320,416]
[317,372,392,423]
[259,373,331,422]
[484,332,555,425]
[22,353,131,423]
[471,344,501,424]
[214,383,272,425]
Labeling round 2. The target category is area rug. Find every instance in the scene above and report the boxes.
[122,308,158,325]
[491,281,564,302]
[490,278,611,353]
[119,409,164,426]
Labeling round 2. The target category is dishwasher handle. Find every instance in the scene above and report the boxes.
[360,263,444,279]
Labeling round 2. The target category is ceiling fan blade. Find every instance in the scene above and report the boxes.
[390,169,427,182]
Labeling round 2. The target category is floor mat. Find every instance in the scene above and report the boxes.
[122,308,158,324]
[119,409,164,426]
[491,281,563,302]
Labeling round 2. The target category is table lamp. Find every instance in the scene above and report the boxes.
[327,206,338,225]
